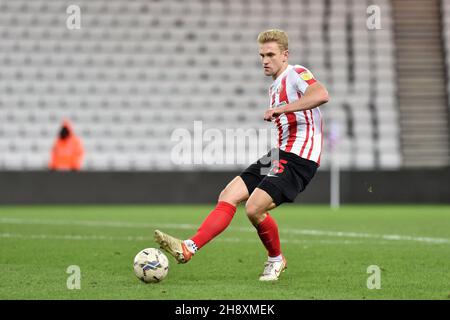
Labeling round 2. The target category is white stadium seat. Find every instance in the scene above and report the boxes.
[0,0,400,170]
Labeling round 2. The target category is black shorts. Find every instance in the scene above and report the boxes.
[240,148,318,206]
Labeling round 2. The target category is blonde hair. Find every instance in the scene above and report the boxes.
[257,29,289,51]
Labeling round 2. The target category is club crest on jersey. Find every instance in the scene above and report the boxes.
[300,70,313,81]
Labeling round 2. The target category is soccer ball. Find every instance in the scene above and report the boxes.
[133,248,169,283]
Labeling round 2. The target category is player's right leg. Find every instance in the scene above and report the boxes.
[154,176,249,264]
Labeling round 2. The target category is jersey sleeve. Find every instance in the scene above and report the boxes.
[293,66,317,94]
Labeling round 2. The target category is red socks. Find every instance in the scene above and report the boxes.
[191,201,237,249]
[256,213,281,257]
[190,203,281,258]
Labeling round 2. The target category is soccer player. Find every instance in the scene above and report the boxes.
[155,29,329,281]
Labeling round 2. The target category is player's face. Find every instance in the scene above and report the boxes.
[259,42,289,79]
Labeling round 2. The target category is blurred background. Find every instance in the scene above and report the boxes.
[0,0,449,204]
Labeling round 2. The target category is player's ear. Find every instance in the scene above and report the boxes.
[283,50,289,62]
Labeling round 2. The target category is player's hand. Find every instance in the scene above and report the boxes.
[264,108,277,121]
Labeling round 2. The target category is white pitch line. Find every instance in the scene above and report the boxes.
[0,217,449,245]
[0,217,195,230]
[0,232,148,242]
[274,229,450,244]
[0,232,372,245]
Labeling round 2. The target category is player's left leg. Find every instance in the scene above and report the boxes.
[247,150,318,280]
[245,188,276,226]
[245,188,287,281]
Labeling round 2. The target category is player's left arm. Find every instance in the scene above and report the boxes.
[264,82,329,121]
[264,78,329,121]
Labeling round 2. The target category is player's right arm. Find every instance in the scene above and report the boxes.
[264,67,329,121]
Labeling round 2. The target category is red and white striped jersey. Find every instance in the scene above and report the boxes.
[269,64,323,165]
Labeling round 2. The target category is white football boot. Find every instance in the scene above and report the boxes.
[258,255,287,281]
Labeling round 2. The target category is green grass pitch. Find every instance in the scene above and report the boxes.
[0,205,449,300]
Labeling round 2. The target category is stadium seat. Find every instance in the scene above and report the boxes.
[0,0,400,170]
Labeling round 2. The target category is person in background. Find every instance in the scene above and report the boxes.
[48,119,84,171]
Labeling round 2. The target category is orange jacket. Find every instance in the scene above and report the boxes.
[49,120,84,171]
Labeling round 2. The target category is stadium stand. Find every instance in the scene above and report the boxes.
[443,0,450,134]
[392,0,449,167]
[0,0,401,170]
